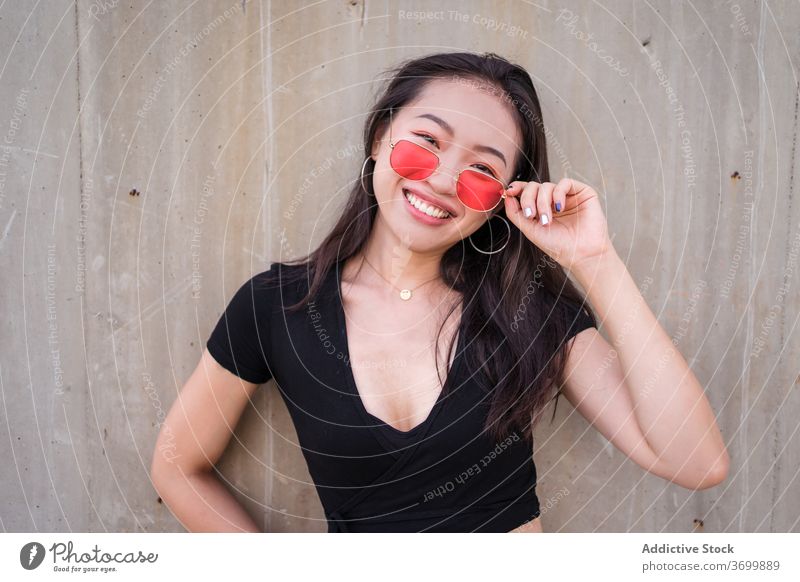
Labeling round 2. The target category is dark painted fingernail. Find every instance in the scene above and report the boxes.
[555,202,562,212]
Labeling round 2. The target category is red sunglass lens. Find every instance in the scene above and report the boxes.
[456,169,504,212]
[390,140,438,180]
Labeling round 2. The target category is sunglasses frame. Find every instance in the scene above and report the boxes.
[386,108,518,213]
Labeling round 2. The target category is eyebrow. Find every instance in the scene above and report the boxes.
[414,113,507,167]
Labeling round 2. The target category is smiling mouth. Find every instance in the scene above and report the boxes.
[403,189,452,219]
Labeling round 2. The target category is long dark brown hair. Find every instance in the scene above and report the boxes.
[266,51,595,445]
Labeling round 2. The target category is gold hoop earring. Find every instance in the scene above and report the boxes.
[468,215,511,255]
[360,157,375,196]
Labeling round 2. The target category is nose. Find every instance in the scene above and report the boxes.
[425,157,459,197]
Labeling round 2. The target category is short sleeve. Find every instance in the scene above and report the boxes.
[206,271,274,385]
[563,299,596,343]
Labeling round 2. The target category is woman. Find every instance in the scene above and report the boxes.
[150,51,730,533]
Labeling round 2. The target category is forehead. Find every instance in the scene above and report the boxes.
[402,77,521,153]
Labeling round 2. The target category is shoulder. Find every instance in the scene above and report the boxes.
[206,261,310,348]
[543,287,596,341]
[214,261,307,321]
[248,261,310,296]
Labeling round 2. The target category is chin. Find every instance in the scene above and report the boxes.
[382,211,456,249]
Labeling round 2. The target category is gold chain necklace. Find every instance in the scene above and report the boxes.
[361,255,441,301]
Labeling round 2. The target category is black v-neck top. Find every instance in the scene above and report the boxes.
[206,260,595,532]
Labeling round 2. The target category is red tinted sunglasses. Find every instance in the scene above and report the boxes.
[387,109,518,212]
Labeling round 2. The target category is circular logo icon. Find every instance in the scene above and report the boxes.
[20,542,46,570]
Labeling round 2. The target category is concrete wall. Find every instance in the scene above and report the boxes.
[1,0,797,532]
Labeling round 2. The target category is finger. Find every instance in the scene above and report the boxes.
[553,177,570,213]
[562,177,591,196]
[520,182,540,220]
[502,181,529,222]
[537,182,556,226]
[503,188,523,221]
[503,181,527,197]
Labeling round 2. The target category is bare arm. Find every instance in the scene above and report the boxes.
[560,249,729,490]
[150,349,263,532]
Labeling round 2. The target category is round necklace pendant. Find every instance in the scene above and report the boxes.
[399,289,412,301]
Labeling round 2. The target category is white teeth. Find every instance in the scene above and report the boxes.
[404,190,450,219]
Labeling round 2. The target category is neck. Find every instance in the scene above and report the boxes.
[359,214,444,288]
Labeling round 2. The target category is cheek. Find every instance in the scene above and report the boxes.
[445,213,486,242]
[461,211,488,232]
[371,159,401,199]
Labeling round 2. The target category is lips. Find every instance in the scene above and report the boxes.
[402,186,458,217]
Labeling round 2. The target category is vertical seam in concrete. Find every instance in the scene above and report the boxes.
[781,86,798,351]
[262,0,275,533]
[72,0,87,532]
[73,1,85,214]
[771,81,798,532]
[740,0,769,533]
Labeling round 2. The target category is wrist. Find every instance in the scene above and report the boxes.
[570,246,623,290]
